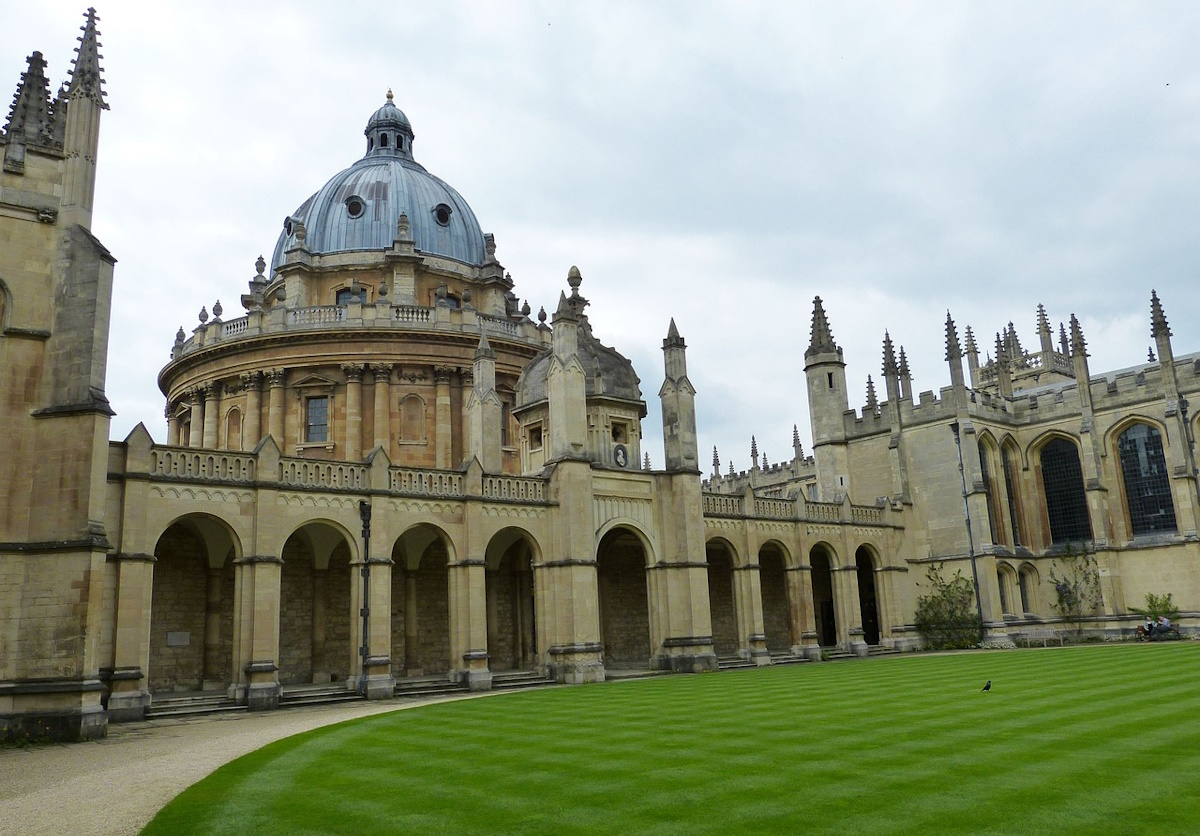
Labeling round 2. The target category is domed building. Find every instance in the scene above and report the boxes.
[160,91,548,473]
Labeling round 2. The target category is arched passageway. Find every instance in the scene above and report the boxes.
[855,546,881,646]
[486,529,537,671]
[810,545,837,647]
[279,523,352,686]
[149,516,236,693]
[759,543,793,652]
[391,525,452,677]
[597,528,651,668]
[705,540,739,657]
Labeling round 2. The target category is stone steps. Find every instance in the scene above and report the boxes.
[491,670,553,691]
[145,691,246,719]
[278,683,363,708]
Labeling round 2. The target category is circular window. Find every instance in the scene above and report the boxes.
[346,197,366,219]
[433,203,453,226]
[284,218,293,236]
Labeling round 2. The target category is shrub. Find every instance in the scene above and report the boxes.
[1130,592,1180,623]
[914,563,982,650]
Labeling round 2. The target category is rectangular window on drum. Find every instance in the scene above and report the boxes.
[306,396,329,443]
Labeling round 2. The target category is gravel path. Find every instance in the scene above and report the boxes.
[0,695,479,836]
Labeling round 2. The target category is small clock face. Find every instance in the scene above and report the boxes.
[613,444,628,468]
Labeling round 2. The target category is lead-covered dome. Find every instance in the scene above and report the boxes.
[270,91,487,273]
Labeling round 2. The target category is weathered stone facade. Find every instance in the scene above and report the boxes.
[3,12,1198,743]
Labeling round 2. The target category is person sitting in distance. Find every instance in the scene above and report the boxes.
[1141,616,1154,640]
[1157,615,1172,636]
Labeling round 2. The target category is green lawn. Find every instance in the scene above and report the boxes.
[143,643,1200,835]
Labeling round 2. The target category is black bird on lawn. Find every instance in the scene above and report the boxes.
[981,680,992,692]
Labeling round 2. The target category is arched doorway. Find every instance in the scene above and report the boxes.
[855,546,881,646]
[705,539,739,657]
[150,515,237,693]
[596,527,651,668]
[485,528,537,671]
[391,524,452,677]
[279,523,353,686]
[759,542,793,652]
[810,544,837,647]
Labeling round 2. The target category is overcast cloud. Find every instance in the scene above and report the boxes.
[6,1,1200,474]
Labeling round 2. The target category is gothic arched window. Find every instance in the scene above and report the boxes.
[1118,424,1177,535]
[1039,438,1092,544]
[1001,443,1024,548]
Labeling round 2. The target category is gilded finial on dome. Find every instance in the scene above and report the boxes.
[386,88,394,102]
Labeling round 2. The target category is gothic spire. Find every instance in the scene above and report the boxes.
[1036,303,1050,336]
[944,311,961,361]
[4,51,53,148]
[898,346,910,378]
[750,435,759,469]
[805,296,839,358]
[865,375,878,411]
[712,445,720,475]
[964,325,977,356]
[1150,290,1171,338]
[1069,314,1088,358]
[882,331,897,376]
[67,8,108,109]
[1058,322,1070,356]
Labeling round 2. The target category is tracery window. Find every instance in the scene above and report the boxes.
[1118,424,1177,535]
[979,443,1001,545]
[1001,444,1024,548]
[1039,438,1092,544]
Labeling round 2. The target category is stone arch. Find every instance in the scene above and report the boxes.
[854,544,882,646]
[278,521,356,686]
[596,519,657,565]
[999,436,1027,549]
[1106,417,1177,537]
[390,522,454,677]
[758,539,793,651]
[1017,561,1040,615]
[1031,433,1092,545]
[399,393,427,442]
[704,537,740,657]
[996,561,1019,616]
[596,525,651,668]
[149,513,240,694]
[809,541,838,647]
[976,431,1003,547]
[0,277,10,329]
[485,527,540,671]
[223,405,243,451]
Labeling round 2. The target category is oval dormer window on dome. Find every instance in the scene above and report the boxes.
[433,203,453,226]
[284,217,293,236]
[346,196,366,219]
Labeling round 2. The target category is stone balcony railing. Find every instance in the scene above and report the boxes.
[702,491,894,527]
[172,300,547,360]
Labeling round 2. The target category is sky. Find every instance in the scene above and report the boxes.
[6,1,1200,476]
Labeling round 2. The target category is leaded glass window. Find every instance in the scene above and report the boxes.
[1118,424,1177,535]
[1040,438,1092,544]
[306,396,329,443]
[1001,445,1024,548]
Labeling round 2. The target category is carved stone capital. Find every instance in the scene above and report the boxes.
[240,371,263,390]
[342,364,366,383]
[371,363,394,383]
[265,368,286,388]
[433,365,454,384]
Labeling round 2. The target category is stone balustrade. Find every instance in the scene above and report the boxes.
[173,301,546,359]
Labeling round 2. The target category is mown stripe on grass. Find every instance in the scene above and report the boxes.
[144,643,1200,835]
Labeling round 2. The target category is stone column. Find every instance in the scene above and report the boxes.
[188,388,204,448]
[405,570,421,676]
[202,383,220,448]
[733,564,770,665]
[312,568,327,683]
[434,365,453,468]
[242,371,262,451]
[106,553,155,721]
[203,567,224,690]
[343,364,364,460]
[449,556,492,691]
[834,564,866,655]
[234,555,283,710]
[787,565,821,660]
[266,369,286,444]
[372,364,393,452]
[166,403,180,447]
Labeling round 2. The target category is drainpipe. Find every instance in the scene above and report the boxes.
[359,499,372,696]
[950,421,986,645]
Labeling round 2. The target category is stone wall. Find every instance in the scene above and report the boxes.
[416,542,450,675]
[279,536,314,685]
[706,546,738,656]
[598,541,650,666]
[759,552,791,651]
[149,527,206,692]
